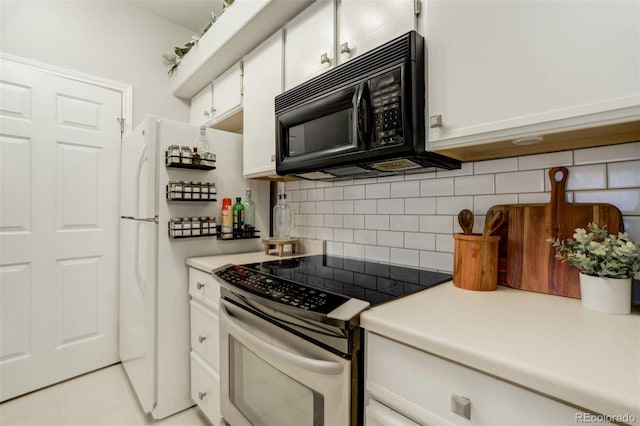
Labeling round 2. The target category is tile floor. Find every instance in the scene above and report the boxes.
[0,364,210,426]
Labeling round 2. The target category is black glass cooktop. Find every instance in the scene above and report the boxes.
[239,254,452,307]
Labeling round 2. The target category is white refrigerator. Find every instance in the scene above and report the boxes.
[119,115,269,419]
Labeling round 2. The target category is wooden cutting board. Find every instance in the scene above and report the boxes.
[489,167,623,298]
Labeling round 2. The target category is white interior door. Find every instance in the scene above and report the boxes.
[0,58,122,401]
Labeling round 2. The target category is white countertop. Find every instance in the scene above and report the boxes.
[361,282,640,419]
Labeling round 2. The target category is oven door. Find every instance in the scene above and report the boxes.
[276,82,372,175]
[220,299,351,426]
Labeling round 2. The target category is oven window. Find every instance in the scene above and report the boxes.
[230,336,324,426]
[288,109,353,157]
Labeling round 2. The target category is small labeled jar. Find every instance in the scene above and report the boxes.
[183,181,193,200]
[191,217,201,236]
[170,217,182,237]
[168,145,180,164]
[180,146,192,165]
[209,217,217,235]
[192,182,201,200]
[200,217,209,235]
[181,218,192,237]
[208,182,217,201]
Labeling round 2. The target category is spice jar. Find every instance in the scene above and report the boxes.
[168,145,180,165]
[192,182,201,200]
[191,217,201,236]
[180,146,192,165]
[200,217,209,235]
[208,182,217,201]
[170,217,182,237]
[181,218,191,237]
[209,217,217,235]
[183,181,193,200]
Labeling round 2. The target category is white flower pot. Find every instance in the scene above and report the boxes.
[579,272,632,315]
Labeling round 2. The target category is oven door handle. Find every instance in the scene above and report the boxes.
[221,303,344,376]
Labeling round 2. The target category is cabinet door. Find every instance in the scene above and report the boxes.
[424,1,640,149]
[337,0,416,65]
[284,0,335,90]
[243,31,283,177]
[190,83,213,127]
[213,62,243,123]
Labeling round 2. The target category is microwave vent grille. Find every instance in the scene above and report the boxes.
[275,33,413,113]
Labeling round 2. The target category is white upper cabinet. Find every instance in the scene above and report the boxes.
[190,83,213,127]
[337,0,416,65]
[243,31,283,178]
[423,1,640,150]
[212,62,243,124]
[284,0,336,90]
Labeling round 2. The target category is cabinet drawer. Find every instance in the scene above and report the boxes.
[191,351,221,425]
[189,268,220,311]
[190,300,219,370]
[367,333,607,425]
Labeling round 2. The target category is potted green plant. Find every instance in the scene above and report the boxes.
[548,223,640,314]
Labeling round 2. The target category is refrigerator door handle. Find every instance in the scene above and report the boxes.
[121,216,158,223]
[135,222,146,296]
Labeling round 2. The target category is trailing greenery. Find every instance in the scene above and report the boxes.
[548,223,640,280]
[162,0,235,75]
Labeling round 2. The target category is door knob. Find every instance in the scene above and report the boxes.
[198,335,207,343]
[196,282,205,290]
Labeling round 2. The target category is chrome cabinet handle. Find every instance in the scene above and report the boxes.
[451,394,471,419]
[340,42,352,55]
[198,391,207,401]
[196,282,205,290]
[198,335,206,343]
[320,53,331,66]
[203,110,210,118]
[430,114,443,128]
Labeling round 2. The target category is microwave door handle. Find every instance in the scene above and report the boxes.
[355,82,371,147]
[220,302,344,376]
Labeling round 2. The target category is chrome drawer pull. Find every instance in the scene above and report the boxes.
[198,391,207,401]
[196,282,205,290]
[198,335,207,343]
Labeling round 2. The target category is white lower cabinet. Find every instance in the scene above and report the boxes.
[189,267,221,425]
[366,332,613,426]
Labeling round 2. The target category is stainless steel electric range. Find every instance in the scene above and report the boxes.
[213,254,452,426]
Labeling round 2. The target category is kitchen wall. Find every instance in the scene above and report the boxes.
[0,0,195,125]
[286,141,640,273]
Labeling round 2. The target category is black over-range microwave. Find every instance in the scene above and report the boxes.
[275,31,460,180]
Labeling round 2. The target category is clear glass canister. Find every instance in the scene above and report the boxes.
[181,218,191,237]
[192,182,201,200]
[170,217,182,237]
[191,217,201,236]
[200,217,209,235]
[168,145,180,164]
[183,181,193,199]
[209,182,217,200]
[180,146,192,165]
[209,217,217,235]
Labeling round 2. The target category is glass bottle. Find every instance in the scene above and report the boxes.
[242,188,255,235]
[280,193,292,239]
[232,197,244,235]
[221,198,233,239]
[273,194,283,239]
[194,126,209,166]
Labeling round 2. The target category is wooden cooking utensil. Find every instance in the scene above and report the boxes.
[482,206,506,237]
[489,167,623,298]
[457,209,474,235]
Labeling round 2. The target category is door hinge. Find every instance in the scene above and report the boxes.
[414,0,421,16]
[117,117,125,136]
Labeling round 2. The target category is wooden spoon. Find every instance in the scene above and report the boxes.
[483,207,506,237]
[457,209,474,235]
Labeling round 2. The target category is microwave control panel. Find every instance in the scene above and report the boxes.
[371,68,403,148]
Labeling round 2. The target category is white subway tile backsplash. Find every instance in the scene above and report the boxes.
[436,234,454,253]
[344,215,365,229]
[623,216,640,241]
[316,201,334,214]
[315,227,334,241]
[436,162,473,178]
[404,170,436,181]
[354,229,377,245]
[405,197,436,214]
[518,193,550,204]
[324,214,344,228]
[544,165,606,191]
[378,199,404,214]
[315,180,334,188]
[518,151,573,170]
[377,231,404,247]
[326,241,344,256]
[473,194,518,214]
[496,170,544,193]
[474,157,518,174]
[391,180,420,198]
[285,181,300,190]
[354,199,377,214]
[421,178,454,196]
[574,142,640,165]
[608,160,640,188]
[299,180,317,189]
[366,183,391,199]
[300,202,316,214]
[365,215,390,230]
[332,179,353,187]
[290,190,308,202]
[575,189,640,215]
[437,196,473,215]
[455,174,494,195]
[334,228,354,243]
[390,248,419,267]
[306,214,324,227]
[354,177,378,185]
[365,245,390,262]
[333,201,354,214]
[420,215,453,233]
[377,175,405,183]
[307,188,325,201]
[420,250,453,272]
[289,202,300,214]
[404,232,435,250]
[343,185,365,200]
[390,215,419,232]
[343,243,364,259]
[324,187,344,200]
